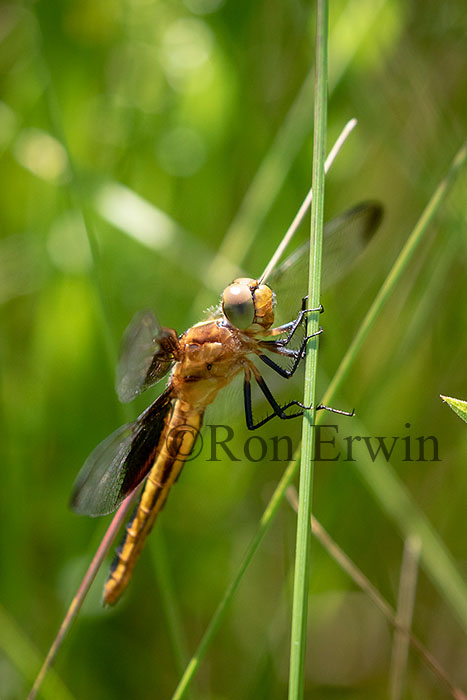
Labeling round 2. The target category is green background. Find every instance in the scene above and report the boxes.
[1,0,466,698]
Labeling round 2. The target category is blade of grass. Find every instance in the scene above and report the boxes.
[167,138,467,699]
[288,2,328,697]
[28,492,136,700]
[390,535,421,700]
[440,395,467,424]
[150,531,191,685]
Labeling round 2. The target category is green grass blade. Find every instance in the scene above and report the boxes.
[440,395,467,424]
[390,535,421,700]
[288,1,328,698]
[150,531,191,682]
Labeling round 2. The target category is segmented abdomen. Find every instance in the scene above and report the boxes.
[103,400,204,605]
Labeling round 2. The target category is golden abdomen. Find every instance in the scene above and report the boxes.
[103,400,203,605]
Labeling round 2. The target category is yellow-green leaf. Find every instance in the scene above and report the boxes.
[440,395,467,424]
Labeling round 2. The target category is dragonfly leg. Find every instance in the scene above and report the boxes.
[243,364,354,429]
[243,362,308,430]
[316,404,355,417]
[300,295,325,317]
[265,298,323,342]
[257,328,323,379]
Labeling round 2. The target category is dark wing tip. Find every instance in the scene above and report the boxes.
[353,201,384,242]
[69,489,79,512]
[69,478,113,517]
[69,485,101,516]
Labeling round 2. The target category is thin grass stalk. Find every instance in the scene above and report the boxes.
[28,494,137,700]
[150,531,191,682]
[167,139,466,699]
[288,2,328,697]
[390,535,421,700]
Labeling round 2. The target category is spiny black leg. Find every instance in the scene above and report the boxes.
[244,374,281,430]
[271,301,323,349]
[244,375,355,429]
[260,325,322,354]
[301,295,324,315]
[244,371,307,430]
[316,404,355,417]
[255,374,305,417]
[259,328,323,379]
[243,376,256,429]
[262,298,322,347]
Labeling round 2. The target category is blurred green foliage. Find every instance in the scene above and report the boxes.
[0,1,466,698]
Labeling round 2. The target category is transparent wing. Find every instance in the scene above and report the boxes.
[70,390,172,516]
[268,202,383,327]
[116,310,177,403]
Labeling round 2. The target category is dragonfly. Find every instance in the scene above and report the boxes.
[71,201,382,606]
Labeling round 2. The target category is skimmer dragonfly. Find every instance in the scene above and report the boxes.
[71,202,382,605]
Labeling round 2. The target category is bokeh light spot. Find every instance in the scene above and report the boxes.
[13,128,69,184]
[161,18,213,91]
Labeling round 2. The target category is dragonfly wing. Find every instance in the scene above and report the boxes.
[267,202,383,326]
[71,389,173,516]
[321,201,383,289]
[116,310,178,403]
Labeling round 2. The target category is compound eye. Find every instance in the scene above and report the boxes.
[222,284,255,330]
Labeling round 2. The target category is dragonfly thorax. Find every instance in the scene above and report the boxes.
[222,277,275,333]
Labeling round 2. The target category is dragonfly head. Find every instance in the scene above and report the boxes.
[222,277,275,332]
